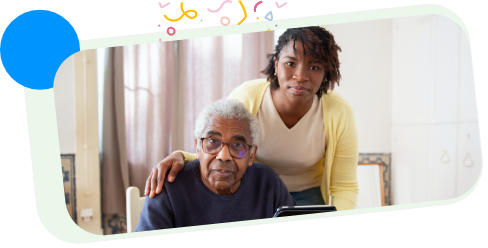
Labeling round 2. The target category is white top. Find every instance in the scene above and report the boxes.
[255,86,326,192]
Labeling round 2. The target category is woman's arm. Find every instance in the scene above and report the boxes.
[143,151,197,198]
[329,110,359,211]
[179,151,197,162]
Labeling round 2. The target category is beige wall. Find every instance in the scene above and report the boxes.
[327,19,393,153]
[53,51,103,235]
[53,56,77,154]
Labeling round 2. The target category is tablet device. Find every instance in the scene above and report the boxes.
[272,205,337,218]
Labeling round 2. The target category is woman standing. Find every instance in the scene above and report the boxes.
[144,26,358,210]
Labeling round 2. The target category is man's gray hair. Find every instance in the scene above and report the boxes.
[194,99,260,147]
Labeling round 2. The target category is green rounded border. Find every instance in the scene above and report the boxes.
[25,4,481,243]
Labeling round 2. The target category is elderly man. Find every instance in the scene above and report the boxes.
[135,99,296,231]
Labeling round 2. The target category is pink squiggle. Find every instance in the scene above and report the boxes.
[275,2,287,8]
[254,1,263,12]
[158,2,169,9]
[207,0,232,13]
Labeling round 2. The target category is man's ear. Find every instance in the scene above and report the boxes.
[195,138,200,160]
[248,146,258,166]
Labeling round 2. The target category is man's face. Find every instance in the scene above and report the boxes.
[195,116,257,195]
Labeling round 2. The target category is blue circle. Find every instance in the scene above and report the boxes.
[1,10,80,90]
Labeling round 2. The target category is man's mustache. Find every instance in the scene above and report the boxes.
[208,161,237,172]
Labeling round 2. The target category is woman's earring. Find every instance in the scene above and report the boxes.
[274,72,277,76]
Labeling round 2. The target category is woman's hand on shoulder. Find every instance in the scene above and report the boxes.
[144,152,185,198]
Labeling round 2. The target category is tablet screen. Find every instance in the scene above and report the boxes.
[273,206,337,218]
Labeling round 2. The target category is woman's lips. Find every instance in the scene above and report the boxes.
[289,86,309,94]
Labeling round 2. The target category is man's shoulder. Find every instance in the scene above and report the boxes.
[248,161,275,171]
[181,159,199,172]
[245,162,281,182]
[145,160,199,203]
[244,163,291,202]
[161,160,199,189]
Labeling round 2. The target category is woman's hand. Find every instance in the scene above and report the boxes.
[144,152,185,198]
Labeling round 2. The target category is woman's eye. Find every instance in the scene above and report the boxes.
[233,143,243,148]
[285,62,295,66]
[311,66,320,70]
[208,139,218,144]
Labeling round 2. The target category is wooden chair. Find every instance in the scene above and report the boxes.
[356,162,386,209]
[126,187,146,233]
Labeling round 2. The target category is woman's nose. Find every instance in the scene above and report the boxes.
[294,65,309,82]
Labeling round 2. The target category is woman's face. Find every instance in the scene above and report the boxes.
[274,41,326,106]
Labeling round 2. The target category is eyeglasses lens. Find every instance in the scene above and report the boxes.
[204,138,222,153]
[230,143,248,159]
[204,138,248,158]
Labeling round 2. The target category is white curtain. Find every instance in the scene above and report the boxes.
[123,41,176,195]
[178,32,274,152]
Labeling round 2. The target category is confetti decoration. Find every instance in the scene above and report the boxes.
[159,2,170,8]
[207,0,232,13]
[254,1,262,12]
[163,2,198,22]
[275,2,287,8]
[237,0,247,25]
[167,26,176,36]
[264,11,273,21]
[220,16,230,26]
[159,38,162,42]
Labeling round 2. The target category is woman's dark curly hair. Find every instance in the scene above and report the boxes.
[261,26,342,98]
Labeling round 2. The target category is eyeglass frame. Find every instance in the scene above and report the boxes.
[198,137,253,159]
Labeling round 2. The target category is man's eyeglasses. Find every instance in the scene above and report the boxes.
[199,137,252,159]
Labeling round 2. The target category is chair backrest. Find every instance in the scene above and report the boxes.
[356,162,385,209]
[126,186,146,233]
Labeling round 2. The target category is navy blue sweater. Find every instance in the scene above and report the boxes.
[135,160,296,231]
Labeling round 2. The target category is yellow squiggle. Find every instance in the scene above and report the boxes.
[238,0,247,25]
[164,2,198,22]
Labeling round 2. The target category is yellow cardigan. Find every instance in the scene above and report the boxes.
[181,78,358,211]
